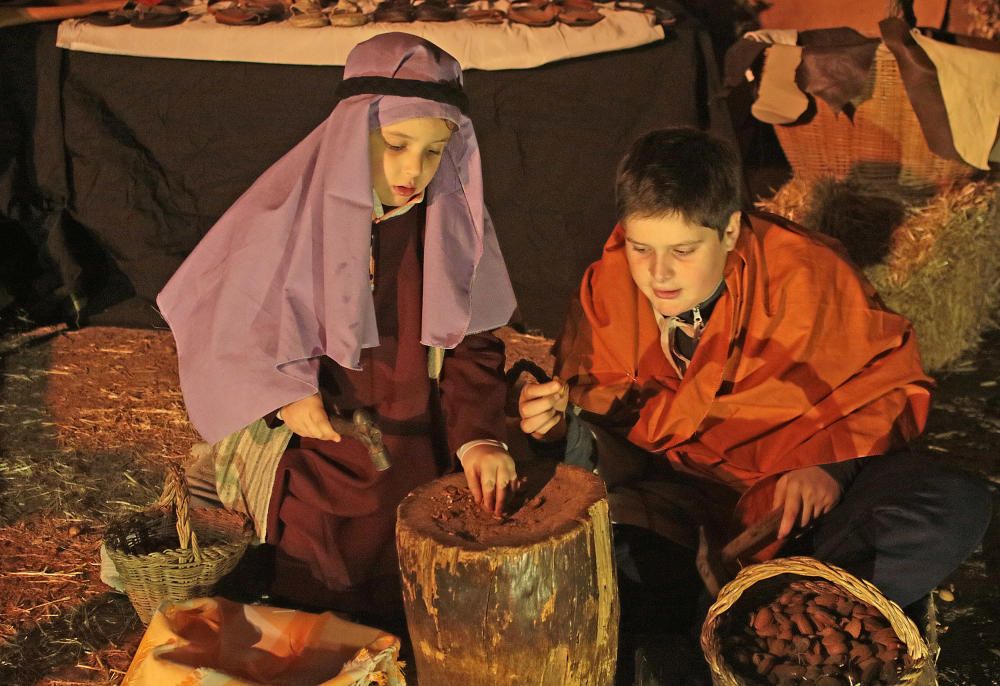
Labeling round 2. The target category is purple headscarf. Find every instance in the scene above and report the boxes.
[157,33,517,444]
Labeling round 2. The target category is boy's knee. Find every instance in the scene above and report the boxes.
[935,466,993,539]
[867,455,992,533]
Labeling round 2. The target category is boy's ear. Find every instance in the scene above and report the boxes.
[722,211,741,251]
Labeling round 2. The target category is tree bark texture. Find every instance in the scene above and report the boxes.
[396,463,619,686]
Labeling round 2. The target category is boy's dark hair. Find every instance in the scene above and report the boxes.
[615,128,742,236]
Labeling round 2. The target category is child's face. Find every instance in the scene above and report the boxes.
[369,117,454,206]
[624,211,740,317]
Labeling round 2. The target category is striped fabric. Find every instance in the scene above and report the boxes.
[194,420,293,543]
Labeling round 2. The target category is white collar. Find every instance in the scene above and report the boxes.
[372,188,424,223]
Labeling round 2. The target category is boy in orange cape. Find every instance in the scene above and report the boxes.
[518,129,990,630]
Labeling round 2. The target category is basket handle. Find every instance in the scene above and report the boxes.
[159,462,202,562]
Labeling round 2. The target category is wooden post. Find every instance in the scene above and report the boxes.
[396,462,619,686]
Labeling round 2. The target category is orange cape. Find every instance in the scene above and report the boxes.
[556,214,932,530]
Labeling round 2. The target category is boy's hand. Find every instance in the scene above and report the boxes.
[459,444,518,517]
[773,466,842,539]
[280,393,342,442]
[518,378,570,441]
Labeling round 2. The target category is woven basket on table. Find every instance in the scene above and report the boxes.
[773,43,976,191]
[700,556,930,686]
[104,462,254,624]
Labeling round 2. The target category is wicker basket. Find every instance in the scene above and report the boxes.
[773,43,976,191]
[700,556,930,686]
[104,462,253,624]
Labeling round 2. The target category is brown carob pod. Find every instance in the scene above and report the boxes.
[823,651,849,668]
[753,651,776,676]
[850,641,876,661]
[791,611,815,635]
[814,593,840,609]
[859,656,883,683]
[790,635,812,655]
[809,606,839,629]
[835,597,855,617]
[770,663,806,680]
[753,606,774,632]
[804,646,825,666]
[766,638,790,658]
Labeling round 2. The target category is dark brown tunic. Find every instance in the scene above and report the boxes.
[265,204,507,615]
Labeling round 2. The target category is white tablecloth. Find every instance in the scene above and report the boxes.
[56,6,664,70]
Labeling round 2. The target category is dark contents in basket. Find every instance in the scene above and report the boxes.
[104,510,183,555]
[721,580,912,686]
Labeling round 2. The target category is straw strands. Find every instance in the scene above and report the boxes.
[0,327,197,684]
[757,178,1000,372]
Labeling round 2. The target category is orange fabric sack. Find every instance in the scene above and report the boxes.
[122,597,405,686]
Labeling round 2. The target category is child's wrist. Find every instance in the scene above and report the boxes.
[456,438,508,464]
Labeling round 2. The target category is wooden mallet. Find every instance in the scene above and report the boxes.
[696,508,784,597]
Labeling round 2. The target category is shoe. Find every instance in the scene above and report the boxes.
[327,0,368,25]
[211,0,286,25]
[507,1,558,26]
[83,9,133,25]
[414,0,457,21]
[557,6,602,25]
[613,0,675,26]
[373,0,413,21]
[130,3,186,27]
[289,0,329,26]
[651,6,675,25]
[462,6,504,23]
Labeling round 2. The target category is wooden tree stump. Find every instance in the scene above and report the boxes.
[396,462,619,686]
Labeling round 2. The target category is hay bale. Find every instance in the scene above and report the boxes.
[968,0,1000,39]
[757,178,1000,372]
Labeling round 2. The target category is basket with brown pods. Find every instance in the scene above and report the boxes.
[701,557,931,686]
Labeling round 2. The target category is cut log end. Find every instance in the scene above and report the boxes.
[398,461,606,550]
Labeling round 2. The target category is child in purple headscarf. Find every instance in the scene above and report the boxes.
[157,33,518,615]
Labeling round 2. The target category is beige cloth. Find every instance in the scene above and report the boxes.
[752,43,809,124]
[654,310,702,378]
[122,597,405,686]
[56,7,664,70]
[912,29,1000,169]
[743,28,798,46]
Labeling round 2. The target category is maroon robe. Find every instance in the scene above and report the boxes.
[265,205,508,615]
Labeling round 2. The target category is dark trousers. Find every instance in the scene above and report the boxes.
[788,452,992,608]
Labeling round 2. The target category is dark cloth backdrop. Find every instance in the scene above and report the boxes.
[1,19,731,336]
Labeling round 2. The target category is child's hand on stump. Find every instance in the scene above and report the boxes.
[459,444,518,517]
[518,378,569,441]
[773,465,842,539]
[280,393,342,442]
